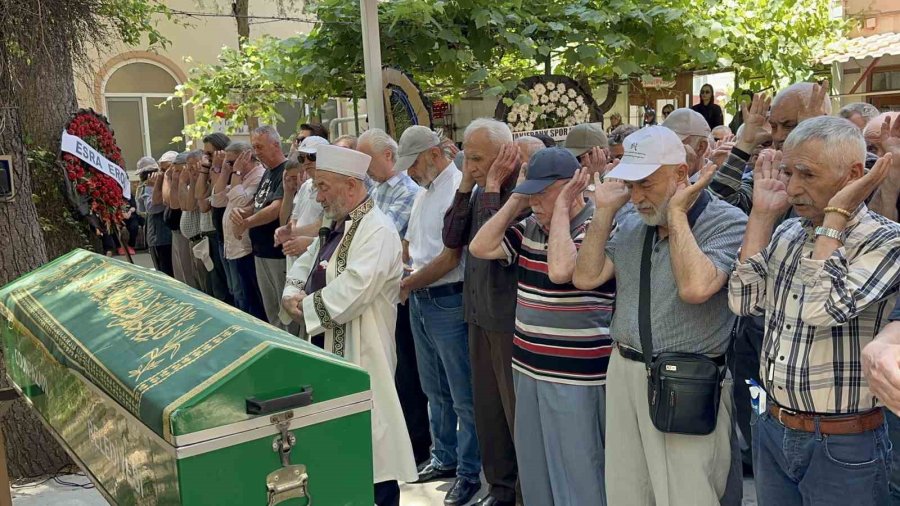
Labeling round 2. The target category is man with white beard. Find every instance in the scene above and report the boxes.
[571,126,747,505]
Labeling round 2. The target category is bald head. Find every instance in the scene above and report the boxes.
[769,82,832,149]
[515,136,546,165]
[863,111,900,156]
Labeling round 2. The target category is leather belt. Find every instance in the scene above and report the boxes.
[412,282,463,299]
[615,342,726,366]
[768,404,885,435]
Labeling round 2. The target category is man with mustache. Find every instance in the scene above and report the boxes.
[573,126,747,505]
[281,144,417,506]
[730,116,900,506]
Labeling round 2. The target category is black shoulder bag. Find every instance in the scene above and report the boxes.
[640,226,726,436]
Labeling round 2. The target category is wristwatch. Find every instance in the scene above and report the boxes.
[814,226,845,242]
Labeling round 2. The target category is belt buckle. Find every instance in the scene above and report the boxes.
[778,406,797,425]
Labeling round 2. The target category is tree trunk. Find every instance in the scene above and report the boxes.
[0,0,81,477]
[234,0,251,48]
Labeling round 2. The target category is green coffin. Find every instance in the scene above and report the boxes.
[0,250,374,505]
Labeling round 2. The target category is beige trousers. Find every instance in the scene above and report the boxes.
[605,348,732,506]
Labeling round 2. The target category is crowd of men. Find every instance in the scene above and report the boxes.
[132,82,900,506]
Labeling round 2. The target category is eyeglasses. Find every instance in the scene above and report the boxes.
[299,152,317,162]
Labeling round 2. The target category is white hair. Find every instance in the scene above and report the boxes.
[782,116,865,171]
[358,128,398,161]
[252,125,281,143]
[225,140,251,153]
[464,118,513,145]
[774,82,832,115]
[711,125,732,137]
[839,102,879,122]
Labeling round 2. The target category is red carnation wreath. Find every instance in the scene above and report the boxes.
[61,109,128,225]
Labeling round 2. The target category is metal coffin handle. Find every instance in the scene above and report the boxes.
[246,386,313,415]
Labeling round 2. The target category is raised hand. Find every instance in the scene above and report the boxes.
[233,150,253,175]
[213,150,227,170]
[274,221,294,247]
[555,168,590,209]
[751,150,791,217]
[442,138,460,158]
[797,79,830,123]
[485,143,521,191]
[738,93,771,150]
[710,141,736,168]
[669,162,717,215]
[591,172,630,211]
[828,153,892,212]
[580,147,608,177]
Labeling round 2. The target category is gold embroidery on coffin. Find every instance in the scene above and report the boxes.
[313,198,375,358]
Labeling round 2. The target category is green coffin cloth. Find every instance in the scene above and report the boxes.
[0,249,368,443]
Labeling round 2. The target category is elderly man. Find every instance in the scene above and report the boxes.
[710,82,831,213]
[212,141,267,320]
[395,125,481,505]
[281,145,417,506]
[472,147,614,505]
[865,112,900,221]
[175,150,206,291]
[358,127,429,466]
[139,156,173,277]
[564,122,609,177]
[194,133,232,303]
[514,136,546,186]
[662,108,712,165]
[443,118,522,506]
[161,151,193,286]
[730,116,900,506]
[840,102,880,130]
[573,126,747,505]
[358,128,420,238]
[231,125,290,328]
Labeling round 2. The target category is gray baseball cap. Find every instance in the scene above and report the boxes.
[662,108,711,140]
[394,126,441,173]
[564,122,609,158]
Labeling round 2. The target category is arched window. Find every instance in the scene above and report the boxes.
[103,61,186,173]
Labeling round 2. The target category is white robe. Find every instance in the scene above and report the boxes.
[284,199,417,484]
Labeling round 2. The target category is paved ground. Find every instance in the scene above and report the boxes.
[11,252,758,505]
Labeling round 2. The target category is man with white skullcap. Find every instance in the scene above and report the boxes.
[282,145,417,506]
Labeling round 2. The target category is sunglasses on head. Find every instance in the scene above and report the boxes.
[299,152,317,162]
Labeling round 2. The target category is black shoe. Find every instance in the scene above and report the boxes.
[444,478,481,505]
[414,462,456,483]
[475,496,515,506]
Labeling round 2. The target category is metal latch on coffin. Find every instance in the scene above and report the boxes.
[267,412,312,505]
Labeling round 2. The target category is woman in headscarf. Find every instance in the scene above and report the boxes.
[691,83,724,128]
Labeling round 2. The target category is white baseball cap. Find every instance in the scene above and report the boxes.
[604,126,687,181]
[297,136,329,154]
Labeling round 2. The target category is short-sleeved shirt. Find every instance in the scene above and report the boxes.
[606,191,746,355]
[249,161,287,259]
[138,184,171,247]
[372,171,421,238]
[501,201,616,385]
[406,165,463,287]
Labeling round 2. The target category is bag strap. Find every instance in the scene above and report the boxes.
[639,226,656,371]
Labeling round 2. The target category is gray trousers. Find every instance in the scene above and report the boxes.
[171,231,199,290]
[513,370,606,506]
[255,256,287,327]
[605,348,732,506]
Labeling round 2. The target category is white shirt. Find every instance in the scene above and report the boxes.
[405,162,464,287]
[291,179,323,227]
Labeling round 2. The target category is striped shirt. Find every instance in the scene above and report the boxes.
[729,204,900,414]
[501,201,616,385]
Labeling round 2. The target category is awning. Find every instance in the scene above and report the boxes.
[821,32,900,64]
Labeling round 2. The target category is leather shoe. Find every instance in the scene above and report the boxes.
[444,477,481,505]
[413,462,456,483]
[475,497,515,506]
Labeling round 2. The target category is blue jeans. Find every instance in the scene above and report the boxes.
[753,408,892,506]
[886,409,900,505]
[229,254,267,322]
[409,291,481,483]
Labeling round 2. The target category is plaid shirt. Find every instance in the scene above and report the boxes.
[370,172,421,238]
[729,205,900,414]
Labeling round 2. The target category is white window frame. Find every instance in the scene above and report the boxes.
[101,59,187,158]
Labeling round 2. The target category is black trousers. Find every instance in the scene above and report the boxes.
[149,244,174,277]
[374,480,399,506]
[206,234,233,305]
[731,315,764,469]
[395,302,432,465]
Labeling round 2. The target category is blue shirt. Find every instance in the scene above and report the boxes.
[370,171,421,238]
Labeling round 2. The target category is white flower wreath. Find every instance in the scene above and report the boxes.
[505,79,593,132]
